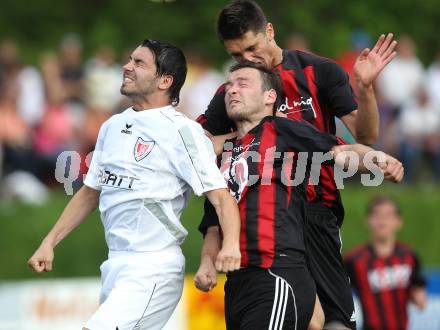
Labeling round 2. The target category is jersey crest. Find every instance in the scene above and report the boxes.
[134,137,155,162]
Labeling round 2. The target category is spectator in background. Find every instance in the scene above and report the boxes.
[59,33,85,106]
[344,195,427,330]
[426,49,440,110]
[34,52,77,183]
[84,44,123,113]
[178,49,224,120]
[398,87,440,182]
[0,38,45,127]
[0,38,49,203]
[82,44,123,150]
[377,35,424,112]
[0,38,45,175]
[376,35,425,154]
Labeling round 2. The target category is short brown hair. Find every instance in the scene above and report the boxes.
[217,0,267,43]
[367,195,401,216]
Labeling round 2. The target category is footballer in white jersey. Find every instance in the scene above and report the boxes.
[28,39,241,330]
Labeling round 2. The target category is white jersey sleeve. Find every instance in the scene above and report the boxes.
[84,121,109,190]
[173,121,227,196]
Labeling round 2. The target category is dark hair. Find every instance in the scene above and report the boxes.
[229,61,282,113]
[141,39,187,106]
[367,195,401,216]
[217,0,267,43]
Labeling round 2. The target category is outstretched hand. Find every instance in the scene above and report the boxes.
[353,33,397,88]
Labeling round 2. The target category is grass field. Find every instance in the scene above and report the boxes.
[1,183,439,279]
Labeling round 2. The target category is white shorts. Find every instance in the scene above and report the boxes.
[85,245,185,330]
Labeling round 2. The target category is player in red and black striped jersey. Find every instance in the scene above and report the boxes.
[195,62,403,330]
[195,1,398,329]
[344,196,427,330]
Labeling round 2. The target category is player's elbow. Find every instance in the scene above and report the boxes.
[356,131,378,146]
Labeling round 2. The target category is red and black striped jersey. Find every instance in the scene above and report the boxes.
[344,243,426,330]
[196,50,357,224]
[200,116,343,268]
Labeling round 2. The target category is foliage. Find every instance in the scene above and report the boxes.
[0,0,439,67]
[0,184,439,279]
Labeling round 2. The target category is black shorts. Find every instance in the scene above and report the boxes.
[225,264,316,330]
[305,203,356,329]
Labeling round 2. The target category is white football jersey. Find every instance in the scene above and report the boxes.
[84,105,226,252]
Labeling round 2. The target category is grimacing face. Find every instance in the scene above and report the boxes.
[223,28,274,68]
[225,67,269,122]
[367,202,402,242]
[120,46,159,98]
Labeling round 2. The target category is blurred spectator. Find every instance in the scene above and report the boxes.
[81,45,123,151]
[398,87,440,182]
[0,38,50,203]
[84,44,123,113]
[0,38,44,175]
[35,52,77,179]
[426,49,440,109]
[178,49,224,120]
[284,32,310,52]
[344,195,427,330]
[59,33,85,105]
[376,35,425,154]
[377,35,424,112]
[0,38,45,126]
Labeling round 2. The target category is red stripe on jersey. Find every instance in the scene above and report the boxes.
[391,255,409,329]
[375,258,398,330]
[196,114,207,125]
[257,121,277,268]
[236,133,256,268]
[239,196,249,267]
[277,67,318,203]
[354,255,381,328]
[303,66,325,131]
[304,65,341,208]
[277,68,303,121]
[282,151,296,208]
[303,65,339,207]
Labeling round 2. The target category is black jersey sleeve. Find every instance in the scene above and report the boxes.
[315,60,358,118]
[410,253,427,288]
[275,117,342,153]
[195,84,236,136]
[198,198,220,236]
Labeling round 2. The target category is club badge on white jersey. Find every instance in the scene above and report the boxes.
[134,137,155,162]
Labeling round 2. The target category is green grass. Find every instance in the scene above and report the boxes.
[1,184,439,279]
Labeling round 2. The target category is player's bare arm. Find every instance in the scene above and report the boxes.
[205,188,241,273]
[331,144,404,183]
[194,226,221,292]
[343,33,397,145]
[204,129,237,156]
[27,185,100,273]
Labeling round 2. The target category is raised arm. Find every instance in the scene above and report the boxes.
[205,188,241,273]
[331,144,404,182]
[27,185,100,273]
[345,33,397,145]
